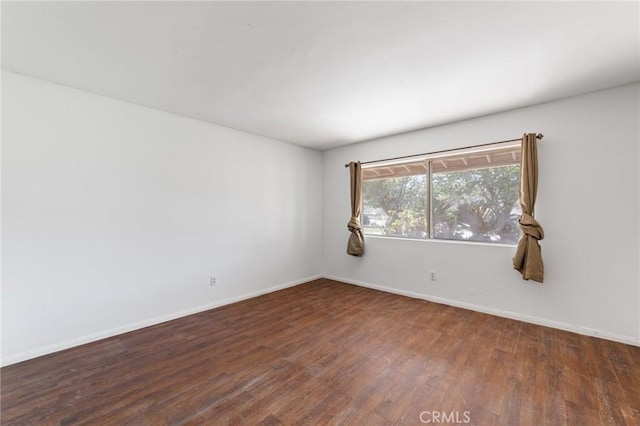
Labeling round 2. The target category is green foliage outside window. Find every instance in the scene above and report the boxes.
[363,175,427,238]
[362,165,521,244]
[432,165,521,244]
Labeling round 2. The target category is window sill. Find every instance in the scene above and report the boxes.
[363,234,517,248]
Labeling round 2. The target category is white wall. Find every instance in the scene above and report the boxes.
[1,71,323,365]
[323,83,640,345]
[2,71,638,367]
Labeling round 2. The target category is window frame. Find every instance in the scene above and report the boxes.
[361,141,521,245]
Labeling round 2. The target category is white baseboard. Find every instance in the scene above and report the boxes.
[4,273,636,366]
[1,274,322,367]
[324,274,640,348]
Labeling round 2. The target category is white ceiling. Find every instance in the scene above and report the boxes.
[2,2,639,150]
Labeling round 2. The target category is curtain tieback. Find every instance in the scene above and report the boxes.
[347,216,361,232]
[518,213,544,240]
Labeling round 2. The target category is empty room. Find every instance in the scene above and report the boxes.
[1,1,639,425]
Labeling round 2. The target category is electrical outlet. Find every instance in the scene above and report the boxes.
[430,271,436,281]
[210,276,216,286]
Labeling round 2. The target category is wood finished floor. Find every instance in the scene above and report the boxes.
[2,279,639,425]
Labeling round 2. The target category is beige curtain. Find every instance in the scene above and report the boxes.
[347,162,365,256]
[513,133,544,282]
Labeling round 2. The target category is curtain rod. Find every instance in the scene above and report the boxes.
[344,133,544,168]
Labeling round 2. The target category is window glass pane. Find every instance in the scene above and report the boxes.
[432,165,521,244]
[363,175,427,238]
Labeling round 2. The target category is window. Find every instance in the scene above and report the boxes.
[362,144,522,244]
